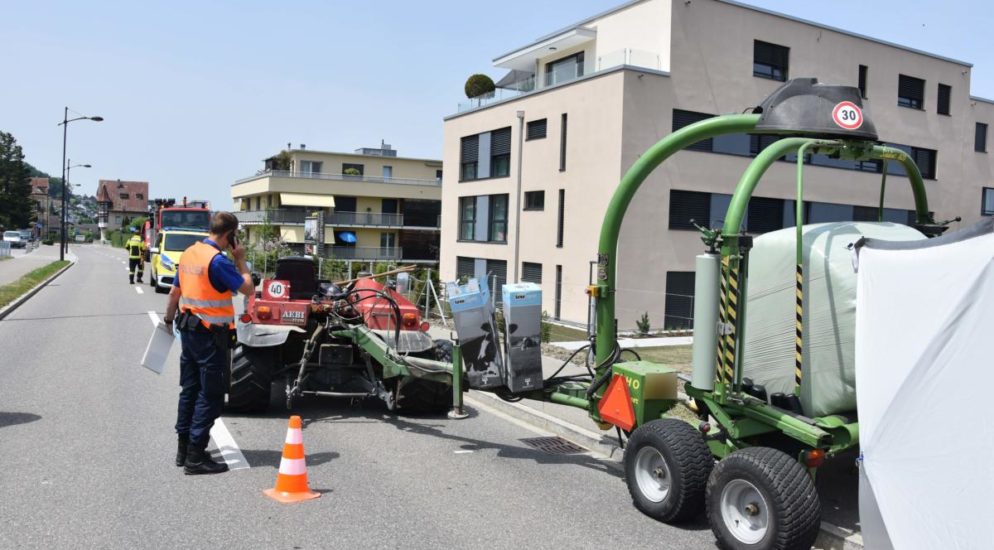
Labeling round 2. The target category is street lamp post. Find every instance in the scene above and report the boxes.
[59,107,102,260]
[65,160,91,247]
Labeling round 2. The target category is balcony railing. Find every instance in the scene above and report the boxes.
[324,246,402,261]
[457,87,532,113]
[235,209,306,225]
[235,170,441,186]
[597,48,661,71]
[327,211,404,227]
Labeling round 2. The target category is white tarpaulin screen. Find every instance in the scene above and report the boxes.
[855,219,994,550]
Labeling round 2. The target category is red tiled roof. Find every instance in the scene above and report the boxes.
[96,179,149,213]
[30,177,49,195]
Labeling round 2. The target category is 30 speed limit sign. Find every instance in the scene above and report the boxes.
[832,101,863,130]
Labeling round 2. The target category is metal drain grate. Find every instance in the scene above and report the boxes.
[520,436,587,455]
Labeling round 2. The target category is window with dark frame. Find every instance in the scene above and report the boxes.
[983,188,994,216]
[976,123,988,153]
[342,163,363,177]
[556,189,565,247]
[490,127,512,178]
[753,40,789,82]
[488,194,508,242]
[559,114,568,171]
[458,196,476,240]
[486,259,507,303]
[460,135,479,181]
[522,262,543,284]
[524,190,545,211]
[673,109,715,152]
[545,52,584,87]
[912,147,937,180]
[526,119,547,141]
[554,265,563,319]
[937,84,951,115]
[858,65,868,98]
[456,257,475,281]
[898,75,925,109]
[664,272,696,330]
[668,190,711,230]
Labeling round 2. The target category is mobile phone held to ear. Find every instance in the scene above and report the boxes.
[230,231,238,248]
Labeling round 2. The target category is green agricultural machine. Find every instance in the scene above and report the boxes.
[459,79,948,550]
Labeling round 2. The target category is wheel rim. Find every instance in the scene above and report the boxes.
[633,446,672,503]
[720,479,770,544]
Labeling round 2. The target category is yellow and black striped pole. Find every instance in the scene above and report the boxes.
[715,259,730,387]
[725,260,740,387]
[795,263,803,391]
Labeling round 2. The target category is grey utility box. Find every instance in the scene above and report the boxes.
[446,278,505,389]
[501,283,544,393]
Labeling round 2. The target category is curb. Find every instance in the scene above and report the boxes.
[0,260,75,321]
[464,389,862,550]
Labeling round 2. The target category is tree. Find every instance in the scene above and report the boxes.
[464,74,496,100]
[0,131,34,230]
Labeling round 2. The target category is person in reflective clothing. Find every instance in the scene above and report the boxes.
[126,230,145,284]
[163,212,254,475]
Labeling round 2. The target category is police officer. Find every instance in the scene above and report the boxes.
[126,230,145,284]
[163,212,254,475]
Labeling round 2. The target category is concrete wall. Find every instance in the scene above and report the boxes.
[289,151,442,182]
[442,70,627,321]
[231,175,440,202]
[588,0,672,72]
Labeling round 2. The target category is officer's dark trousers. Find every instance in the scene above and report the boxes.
[175,329,229,448]
[128,258,143,280]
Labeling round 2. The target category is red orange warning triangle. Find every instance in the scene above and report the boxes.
[597,374,635,431]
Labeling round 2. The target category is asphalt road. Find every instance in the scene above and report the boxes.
[0,245,718,550]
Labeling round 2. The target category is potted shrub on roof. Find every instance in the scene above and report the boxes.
[464,74,496,107]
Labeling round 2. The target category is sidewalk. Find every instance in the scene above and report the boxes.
[0,244,68,286]
[556,334,693,351]
[427,322,863,549]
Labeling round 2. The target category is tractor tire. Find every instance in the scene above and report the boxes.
[227,344,275,413]
[396,378,452,414]
[706,447,821,550]
[624,418,713,523]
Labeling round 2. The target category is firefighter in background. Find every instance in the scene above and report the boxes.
[126,229,145,284]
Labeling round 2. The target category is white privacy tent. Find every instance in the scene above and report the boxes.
[854,219,994,550]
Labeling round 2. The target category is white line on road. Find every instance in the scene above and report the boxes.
[210,419,250,471]
[135,286,144,294]
[144,310,250,471]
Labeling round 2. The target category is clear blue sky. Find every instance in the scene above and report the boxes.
[2,0,991,211]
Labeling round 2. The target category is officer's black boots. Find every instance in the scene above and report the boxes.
[175,436,189,467]
[184,445,229,475]
[129,278,134,284]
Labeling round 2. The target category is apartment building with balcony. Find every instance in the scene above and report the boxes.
[442,0,994,330]
[232,143,443,263]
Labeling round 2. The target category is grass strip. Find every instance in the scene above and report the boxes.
[0,260,71,309]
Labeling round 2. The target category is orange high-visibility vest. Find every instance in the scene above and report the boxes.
[177,241,235,329]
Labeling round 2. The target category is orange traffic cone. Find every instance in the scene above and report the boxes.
[264,415,320,503]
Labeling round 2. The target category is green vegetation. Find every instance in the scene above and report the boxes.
[636,312,651,336]
[546,322,587,343]
[631,345,693,373]
[0,131,34,230]
[0,260,70,309]
[464,73,495,99]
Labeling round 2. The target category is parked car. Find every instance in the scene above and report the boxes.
[19,230,33,243]
[149,229,208,293]
[3,231,26,248]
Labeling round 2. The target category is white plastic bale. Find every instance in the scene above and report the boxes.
[740,222,924,417]
[691,254,719,391]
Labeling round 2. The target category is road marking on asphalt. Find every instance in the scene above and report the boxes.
[453,450,475,454]
[135,286,144,294]
[210,419,250,470]
[144,310,250,471]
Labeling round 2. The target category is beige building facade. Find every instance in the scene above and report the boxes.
[232,144,443,263]
[442,0,994,330]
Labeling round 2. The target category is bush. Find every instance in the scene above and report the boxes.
[636,312,651,336]
[540,311,552,344]
[464,74,496,99]
[42,239,53,246]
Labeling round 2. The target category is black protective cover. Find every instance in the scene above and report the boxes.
[754,78,878,141]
